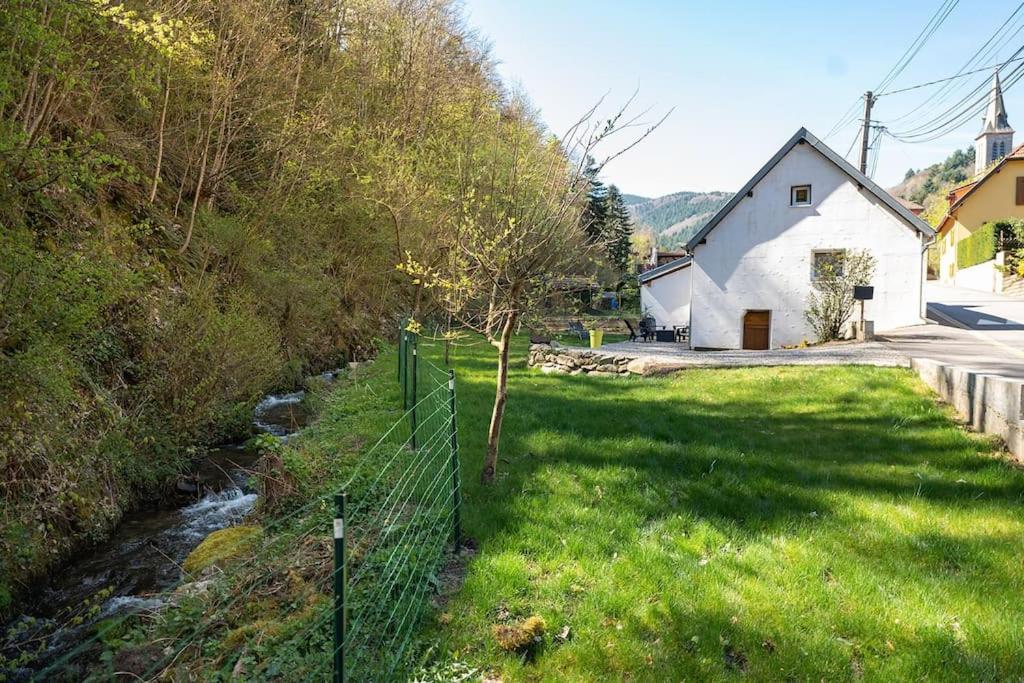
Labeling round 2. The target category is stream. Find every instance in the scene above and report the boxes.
[1,377,332,678]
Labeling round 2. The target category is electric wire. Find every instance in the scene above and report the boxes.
[824,0,960,140]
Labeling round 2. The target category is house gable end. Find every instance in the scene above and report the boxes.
[686,128,934,253]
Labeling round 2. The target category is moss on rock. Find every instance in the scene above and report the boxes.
[183,525,262,575]
[492,615,546,652]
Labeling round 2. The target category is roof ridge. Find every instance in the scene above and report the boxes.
[684,128,934,252]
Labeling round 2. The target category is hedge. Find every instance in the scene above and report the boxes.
[956,219,1024,270]
[957,224,997,269]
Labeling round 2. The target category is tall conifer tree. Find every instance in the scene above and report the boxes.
[580,156,608,243]
[605,184,634,275]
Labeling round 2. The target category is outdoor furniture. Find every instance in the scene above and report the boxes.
[623,319,639,342]
[567,320,587,341]
[638,316,657,342]
[529,332,552,345]
[654,329,675,343]
[674,325,689,343]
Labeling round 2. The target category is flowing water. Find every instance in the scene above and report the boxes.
[1,380,327,678]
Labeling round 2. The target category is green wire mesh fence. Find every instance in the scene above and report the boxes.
[16,322,460,682]
[333,326,461,681]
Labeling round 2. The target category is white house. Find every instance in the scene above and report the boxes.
[639,128,935,350]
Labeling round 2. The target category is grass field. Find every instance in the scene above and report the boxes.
[423,335,1024,681]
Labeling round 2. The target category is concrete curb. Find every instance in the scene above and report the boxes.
[911,357,1024,460]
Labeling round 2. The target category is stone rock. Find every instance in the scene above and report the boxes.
[596,363,619,373]
[175,579,214,598]
[581,364,597,371]
[626,357,689,376]
[589,371,622,378]
[541,364,568,375]
[555,355,578,369]
[529,343,551,352]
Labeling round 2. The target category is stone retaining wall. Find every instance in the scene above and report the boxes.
[528,343,633,376]
[911,357,1024,462]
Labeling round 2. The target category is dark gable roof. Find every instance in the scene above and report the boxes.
[638,255,692,284]
[685,128,935,252]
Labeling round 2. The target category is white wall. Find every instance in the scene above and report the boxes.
[953,252,1004,293]
[641,265,691,328]
[690,142,926,350]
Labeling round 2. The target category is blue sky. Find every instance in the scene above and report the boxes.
[462,0,1023,197]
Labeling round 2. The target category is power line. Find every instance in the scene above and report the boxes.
[874,0,960,92]
[844,122,863,160]
[878,55,1024,97]
[884,3,1024,127]
[888,56,1024,142]
[824,0,959,140]
[888,42,1024,137]
[869,127,884,178]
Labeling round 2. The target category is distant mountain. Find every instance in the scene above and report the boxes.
[626,190,733,249]
[621,193,651,206]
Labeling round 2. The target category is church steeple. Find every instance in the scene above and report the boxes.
[975,72,1014,175]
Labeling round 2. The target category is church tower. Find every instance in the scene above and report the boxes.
[975,72,1014,175]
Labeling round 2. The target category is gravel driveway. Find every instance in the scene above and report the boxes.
[599,340,910,369]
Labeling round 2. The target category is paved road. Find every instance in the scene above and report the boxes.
[880,283,1024,380]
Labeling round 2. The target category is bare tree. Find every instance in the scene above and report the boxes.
[401,94,667,483]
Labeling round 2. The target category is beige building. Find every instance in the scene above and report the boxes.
[936,74,1024,286]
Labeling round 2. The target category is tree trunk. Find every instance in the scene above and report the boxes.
[149,72,170,204]
[481,315,516,484]
[179,125,211,255]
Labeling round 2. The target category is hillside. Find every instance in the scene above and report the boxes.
[627,190,733,248]
[622,193,651,206]
[889,147,975,226]
[0,0,567,617]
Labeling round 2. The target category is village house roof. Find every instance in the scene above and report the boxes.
[637,255,692,284]
[894,196,924,214]
[936,141,1024,235]
[683,127,934,253]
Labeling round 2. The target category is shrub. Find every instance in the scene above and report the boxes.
[957,219,1024,270]
[805,250,876,343]
[957,224,997,269]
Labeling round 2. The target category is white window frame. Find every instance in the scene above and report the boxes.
[812,249,846,281]
[791,184,812,207]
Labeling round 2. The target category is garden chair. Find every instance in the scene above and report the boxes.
[567,320,587,341]
[623,319,639,342]
[638,316,656,342]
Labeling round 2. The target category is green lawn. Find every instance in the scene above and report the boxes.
[426,336,1024,680]
[550,332,629,347]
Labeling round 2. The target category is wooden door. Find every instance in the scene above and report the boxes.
[742,310,770,350]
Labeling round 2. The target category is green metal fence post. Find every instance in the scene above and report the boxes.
[410,334,418,449]
[399,328,407,409]
[447,369,461,551]
[333,493,347,683]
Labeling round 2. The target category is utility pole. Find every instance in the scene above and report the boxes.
[859,91,875,175]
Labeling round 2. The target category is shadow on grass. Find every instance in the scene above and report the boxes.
[423,339,1024,678]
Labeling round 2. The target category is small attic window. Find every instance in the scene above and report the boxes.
[791,185,812,206]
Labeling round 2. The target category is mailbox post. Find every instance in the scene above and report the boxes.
[853,285,874,341]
